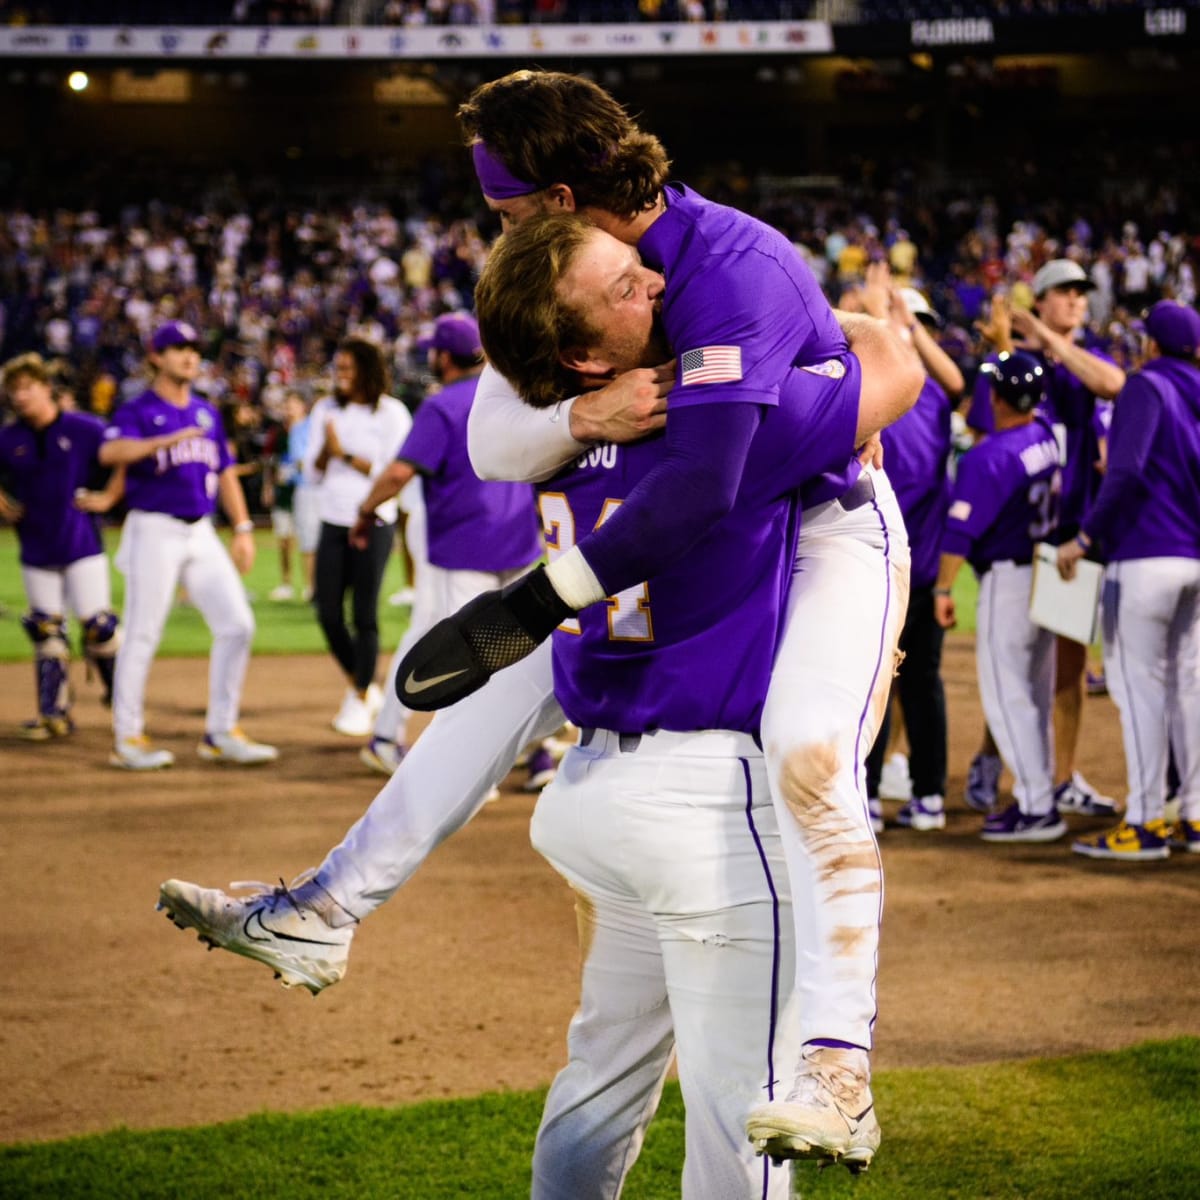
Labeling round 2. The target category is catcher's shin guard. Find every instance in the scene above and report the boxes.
[22,609,71,719]
[83,610,121,705]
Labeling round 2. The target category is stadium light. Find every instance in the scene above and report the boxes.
[67,70,89,92]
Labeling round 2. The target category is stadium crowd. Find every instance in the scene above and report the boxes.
[0,173,1194,498]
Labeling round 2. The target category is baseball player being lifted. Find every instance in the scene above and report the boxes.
[99,320,277,770]
[401,71,918,1169]
[158,72,919,1174]
[1059,301,1200,861]
[933,351,1067,842]
[0,353,125,738]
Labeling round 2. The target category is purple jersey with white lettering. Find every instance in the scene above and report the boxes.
[106,389,232,519]
[542,435,797,735]
[0,410,106,568]
[1081,357,1200,562]
[880,376,952,587]
[942,415,1061,574]
[398,375,543,573]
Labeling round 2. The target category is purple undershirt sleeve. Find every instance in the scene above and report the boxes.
[1081,376,1161,548]
[579,402,765,596]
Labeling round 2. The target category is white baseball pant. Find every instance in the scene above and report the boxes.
[975,561,1057,816]
[761,464,908,1051]
[372,559,539,743]
[529,728,796,1200]
[22,553,112,622]
[112,511,254,741]
[319,471,906,1062]
[1101,557,1200,825]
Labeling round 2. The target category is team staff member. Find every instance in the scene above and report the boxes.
[350,313,544,776]
[933,351,1066,843]
[0,352,124,739]
[100,321,276,770]
[304,337,412,738]
[1059,301,1200,861]
[1014,260,1126,817]
[859,279,960,833]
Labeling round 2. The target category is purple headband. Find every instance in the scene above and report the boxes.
[471,141,539,200]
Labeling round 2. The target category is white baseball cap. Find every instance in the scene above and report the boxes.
[898,287,941,327]
[1032,258,1095,297]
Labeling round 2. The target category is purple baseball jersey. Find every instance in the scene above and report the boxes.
[879,376,953,587]
[0,410,106,568]
[941,415,1061,575]
[1037,339,1119,531]
[640,184,849,415]
[398,375,543,573]
[1081,357,1200,562]
[542,435,798,736]
[106,389,232,519]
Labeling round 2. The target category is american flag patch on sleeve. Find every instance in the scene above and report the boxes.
[680,345,743,386]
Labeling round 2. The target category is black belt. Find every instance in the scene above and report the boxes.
[579,727,644,753]
[978,556,1033,576]
[839,473,876,512]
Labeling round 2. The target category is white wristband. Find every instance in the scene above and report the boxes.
[234,521,254,534]
[545,546,606,609]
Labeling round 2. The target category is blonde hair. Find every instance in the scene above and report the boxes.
[2,352,51,391]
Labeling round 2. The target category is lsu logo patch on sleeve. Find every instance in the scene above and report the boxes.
[680,346,743,386]
[800,359,847,380]
[948,500,973,522]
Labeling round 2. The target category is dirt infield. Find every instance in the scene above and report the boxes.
[2,639,1199,1146]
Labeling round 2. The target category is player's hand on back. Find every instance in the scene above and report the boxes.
[72,488,110,514]
[570,362,673,445]
[348,513,372,551]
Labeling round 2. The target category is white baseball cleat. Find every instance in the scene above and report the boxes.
[157,873,355,995]
[197,728,279,765]
[110,735,175,771]
[745,1045,880,1172]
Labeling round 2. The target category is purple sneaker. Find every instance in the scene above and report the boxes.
[965,753,1002,813]
[980,803,1067,843]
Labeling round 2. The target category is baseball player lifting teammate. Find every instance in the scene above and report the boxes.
[99,320,277,769]
[1058,301,1200,861]
[158,71,920,1177]
[0,353,125,738]
[933,350,1068,842]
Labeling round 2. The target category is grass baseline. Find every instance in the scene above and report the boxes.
[2,1039,1198,1199]
[0,527,981,664]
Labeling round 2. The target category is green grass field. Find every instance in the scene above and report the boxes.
[0,527,415,663]
[2,1039,1197,1199]
[0,527,979,664]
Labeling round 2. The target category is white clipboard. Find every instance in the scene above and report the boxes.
[1029,541,1103,645]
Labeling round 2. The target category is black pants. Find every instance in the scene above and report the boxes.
[313,519,395,693]
[866,584,948,800]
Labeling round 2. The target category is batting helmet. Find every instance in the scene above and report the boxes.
[979,351,1045,413]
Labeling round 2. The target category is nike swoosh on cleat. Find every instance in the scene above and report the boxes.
[243,908,342,947]
[403,667,468,695]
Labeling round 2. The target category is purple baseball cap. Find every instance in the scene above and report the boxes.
[1144,300,1200,357]
[151,320,200,353]
[415,313,482,359]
